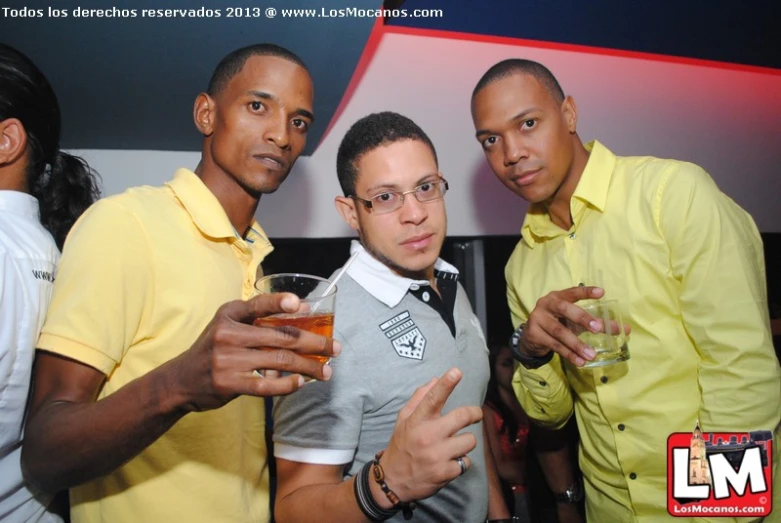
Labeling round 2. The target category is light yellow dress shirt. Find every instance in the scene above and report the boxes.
[506,141,781,522]
[38,169,274,523]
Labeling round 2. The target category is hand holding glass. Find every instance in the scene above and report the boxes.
[254,273,336,364]
[567,299,630,368]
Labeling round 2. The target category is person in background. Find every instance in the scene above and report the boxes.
[483,340,584,523]
[483,341,533,522]
[0,43,101,522]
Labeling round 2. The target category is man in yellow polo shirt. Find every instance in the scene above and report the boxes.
[20,44,339,523]
[470,58,780,522]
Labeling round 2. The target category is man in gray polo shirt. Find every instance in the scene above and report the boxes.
[273,112,512,522]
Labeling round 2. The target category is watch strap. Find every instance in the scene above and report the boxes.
[554,481,584,503]
[510,324,554,369]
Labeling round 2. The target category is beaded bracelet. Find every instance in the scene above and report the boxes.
[354,459,397,521]
[372,451,416,521]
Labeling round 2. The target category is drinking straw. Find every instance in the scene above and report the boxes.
[321,250,360,297]
[309,250,360,312]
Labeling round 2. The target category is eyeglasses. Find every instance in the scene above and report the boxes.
[351,178,449,215]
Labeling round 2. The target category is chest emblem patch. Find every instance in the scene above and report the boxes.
[379,311,426,360]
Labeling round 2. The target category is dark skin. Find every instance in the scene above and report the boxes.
[22,55,340,493]
[482,348,582,522]
[471,72,629,367]
[533,426,583,523]
[482,347,528,487]
[195,55,315,233]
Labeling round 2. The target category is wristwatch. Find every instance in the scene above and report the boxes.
[554,481,584,504]
[510,324,554,369]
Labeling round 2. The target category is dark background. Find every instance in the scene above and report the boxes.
[1,0,778,154]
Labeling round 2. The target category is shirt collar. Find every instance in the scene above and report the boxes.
[0,190,41,221]
[572,140,615,214]
[345,240,459,308]
[165,168,270,247]
[521,140,616,248]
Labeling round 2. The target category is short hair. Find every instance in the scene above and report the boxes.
[336,111,438,196]
[207,43,308,95]
[472,58,565,104]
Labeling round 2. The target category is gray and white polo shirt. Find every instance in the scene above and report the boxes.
[273,241,491,522]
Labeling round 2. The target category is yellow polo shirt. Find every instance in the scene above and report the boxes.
[507,141,781,522]
[37,169,274,523]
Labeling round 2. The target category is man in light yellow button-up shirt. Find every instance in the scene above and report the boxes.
[470,59,780,522]
[21,45,338,523]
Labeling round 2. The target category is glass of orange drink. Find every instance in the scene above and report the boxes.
[254,273,336,364]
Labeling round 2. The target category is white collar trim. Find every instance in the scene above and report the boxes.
[345,240,459,308]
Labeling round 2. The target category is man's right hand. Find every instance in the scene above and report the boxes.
[22,292,339,493]
[371,368,483,508]
[168,292,341,412]
[521,286,604,367]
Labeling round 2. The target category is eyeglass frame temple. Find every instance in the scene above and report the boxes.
[350,179,449,210]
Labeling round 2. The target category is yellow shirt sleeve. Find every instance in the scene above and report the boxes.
[512,356,574,430]
[656,164,781,434]
[505,252,575,429]
[37,198,154,375]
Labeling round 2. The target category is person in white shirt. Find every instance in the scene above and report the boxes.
[0,43,100,522]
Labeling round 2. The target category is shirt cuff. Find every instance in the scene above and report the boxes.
[516,356,563,391]
[274,443,355,465]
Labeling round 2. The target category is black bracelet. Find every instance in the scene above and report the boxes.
[354,460,397,522]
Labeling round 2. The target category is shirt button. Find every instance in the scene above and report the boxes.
[618,424,625,431]
[600,376,608,384]
[569,232,576,239]
[539,381,547,387]
[422,291,430,302]
[578,282,585,287]
[629,473,637,480]
[410,284,420,291]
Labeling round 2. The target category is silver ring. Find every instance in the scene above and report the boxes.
[456,456,467,476]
